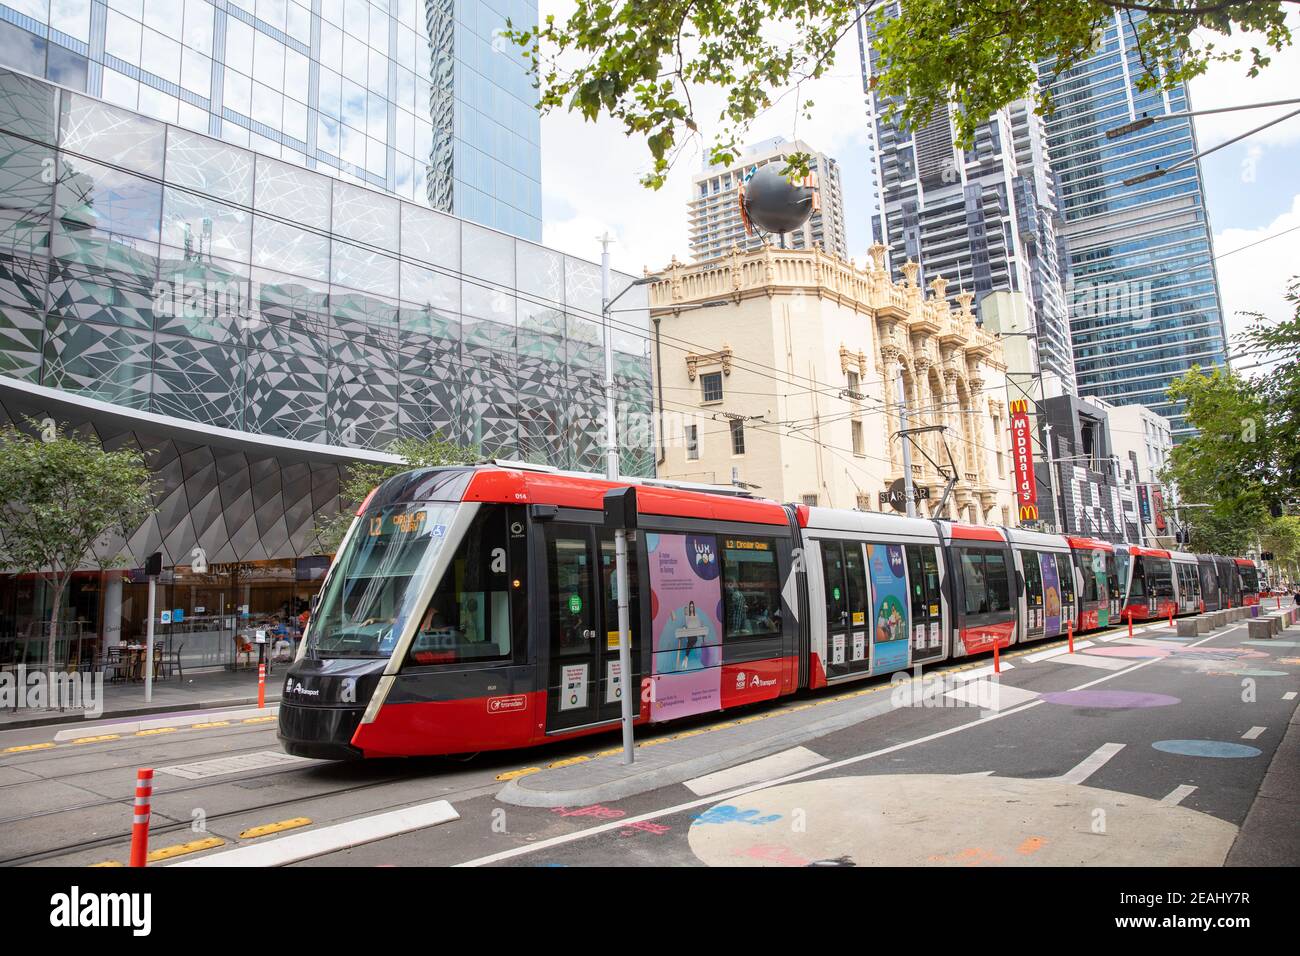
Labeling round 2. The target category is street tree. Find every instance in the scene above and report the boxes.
[0,421,155,691]
[1237,277,1300,510]
[506,1,1293,187]
[314,433,481,554]
[1161,367,1271,554]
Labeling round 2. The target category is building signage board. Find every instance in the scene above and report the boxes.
[1009,399,1038,520]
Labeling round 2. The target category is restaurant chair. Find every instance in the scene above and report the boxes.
[105,645,124,683]
[161,642,184,681]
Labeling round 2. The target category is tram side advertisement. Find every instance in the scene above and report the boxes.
[647,533,724,721]
[868,544,910,674]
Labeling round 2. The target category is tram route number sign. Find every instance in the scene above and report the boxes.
[568,593,583,614]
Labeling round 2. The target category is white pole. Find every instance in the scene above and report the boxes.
[145,576,155,704]
[601,232,636,765]
[897,365,916,518]
[1043,421,1063,534]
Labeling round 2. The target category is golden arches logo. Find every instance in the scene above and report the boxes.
[1018,504,1039,521]
[1009,399,1030,415]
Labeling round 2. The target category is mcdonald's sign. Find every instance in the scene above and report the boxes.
[1009,398,1038,519]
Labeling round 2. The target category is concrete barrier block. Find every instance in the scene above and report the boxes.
[1196,615,1211,634]
[1270,616,1283,635]
[1176,618,1199,638]
[1247,619,1273,640]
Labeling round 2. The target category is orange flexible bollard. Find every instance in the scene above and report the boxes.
[258,662,266,709]
[1068,621,1074,654]
[1167,606,1174,627]
[1127,609,1133,637]
[129,768,153,867]
[994,639,1000,674]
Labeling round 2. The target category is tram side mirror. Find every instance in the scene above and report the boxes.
[603,486,639,530]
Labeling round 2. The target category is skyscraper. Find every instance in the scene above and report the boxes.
[1038,11,1228,437]
[0,0,540,240]
[857,7,1076,392]
[687,136,847,262]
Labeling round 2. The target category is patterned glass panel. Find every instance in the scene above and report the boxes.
[153,333,246,429]
[248,268,330,358]
[244,348,328,443]
[332,180,399,252]
[153,249,250,344]
[43,316,153,409]
[564,256,602,316]
[330,239,397,295]
[252,216,330,280]
[327,362,399,448]
[0,133,53,258]
[254,155,332,230]
[0,67,60,145]
[56,155,162,243]
[165,127,254,206]
[461,220,513,287]
[161,187,252,262]
[515,240,563,305]
[59,93,165,177]
[400,202,458,268]
[0,306,43,381]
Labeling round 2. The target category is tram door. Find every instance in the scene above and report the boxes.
[544,524,638,732]
[820,541,870,680]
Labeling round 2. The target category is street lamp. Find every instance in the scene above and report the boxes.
[598,250,727,766]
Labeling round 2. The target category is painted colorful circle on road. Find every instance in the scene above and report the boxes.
[1152,739,1261,758]
[1040,690,1180,709]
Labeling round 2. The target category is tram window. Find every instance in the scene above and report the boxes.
[600,535,640,646]
[961,548,1010,615]
[906,546,927,619]
[844,543,869,626]
[1130,558,1147,598]
[721,537,780,638]
[1023,552,1043,605]
[821,543,847,628]
[984,552,1009,612]
[406,506,513,667]
[961,551,986,615]
[1149,559,1174,597]
[1076,555,1099,603]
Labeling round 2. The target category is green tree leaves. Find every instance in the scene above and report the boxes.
[506,1,1292,180]
[0,421,155,680]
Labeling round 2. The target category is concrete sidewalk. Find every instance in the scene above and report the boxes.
[1226,694,1300,867]
[0,665,282,731]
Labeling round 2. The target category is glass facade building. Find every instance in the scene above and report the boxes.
[1039,12,1228,437]
[0,0,540,240]
[0,65,648,469]
[0,63,640,671]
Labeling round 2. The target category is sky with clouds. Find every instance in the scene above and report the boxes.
[534,5,1300,354]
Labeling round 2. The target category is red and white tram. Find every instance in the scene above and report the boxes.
[277,464,1258,759]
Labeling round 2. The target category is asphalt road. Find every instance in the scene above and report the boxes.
[2,616,1296,868]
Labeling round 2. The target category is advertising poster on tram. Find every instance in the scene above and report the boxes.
[646,532,723,721]
[867,544,910,673]
[1041,553,1062,637]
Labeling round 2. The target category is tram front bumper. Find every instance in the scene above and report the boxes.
[276,657,387,760]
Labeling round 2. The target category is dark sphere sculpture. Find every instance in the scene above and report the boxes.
[742,164,816,235]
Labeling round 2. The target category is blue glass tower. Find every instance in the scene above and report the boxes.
[0,0,540,240]
[1039,12,1228,438]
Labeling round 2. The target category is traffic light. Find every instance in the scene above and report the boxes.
[144,551,163,576]
[1261,551,1275,561]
